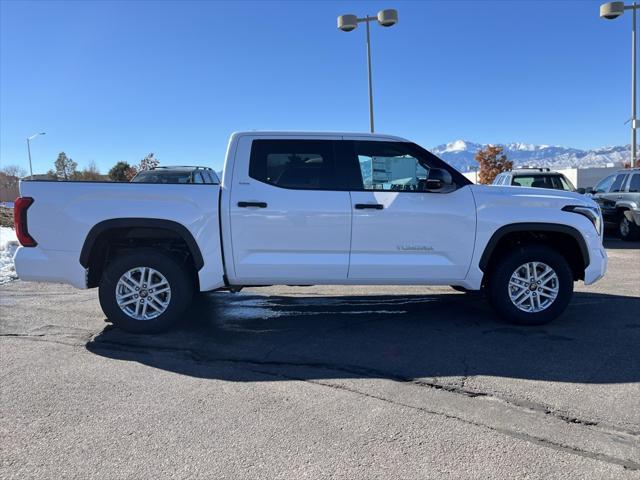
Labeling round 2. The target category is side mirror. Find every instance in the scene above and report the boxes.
[576,187,586,194]
[424,168,453,190]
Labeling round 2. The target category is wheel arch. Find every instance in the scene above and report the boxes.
[479,223,590,281]
[80,218,204,288]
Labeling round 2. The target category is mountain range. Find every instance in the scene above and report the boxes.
[430,140,630,172]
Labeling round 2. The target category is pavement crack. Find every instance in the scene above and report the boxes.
[8,333,639,470]
[85,337,640,438]
[240,364,640,472]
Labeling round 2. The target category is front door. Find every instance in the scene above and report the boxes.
[228,137,352,284]
[595,173,627,221]
[346,140,477,283]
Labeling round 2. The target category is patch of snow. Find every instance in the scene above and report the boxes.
[443,140,468,152]
[0,226,18,285]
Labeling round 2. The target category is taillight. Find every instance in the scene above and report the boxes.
[13,197,37,247]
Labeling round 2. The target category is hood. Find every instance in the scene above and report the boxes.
[470,184,598,209]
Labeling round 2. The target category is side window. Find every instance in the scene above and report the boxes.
[629,173,640,193]
[193,172,205,184]
[493,174,503,185]
[208,171,220,184]
[556,176,575,191]
[249,140,336,190]
[353,141,430,192]
[594,174,615,193]
[610,174,629,193]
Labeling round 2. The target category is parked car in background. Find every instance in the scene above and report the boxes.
[131,166,219,184]
[493,168,577,192]
[588,168,640,241]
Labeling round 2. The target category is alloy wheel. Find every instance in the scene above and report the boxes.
[508,261,559,313]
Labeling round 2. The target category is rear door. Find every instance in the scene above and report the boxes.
[228,136,352,284]
[344,140,477,283]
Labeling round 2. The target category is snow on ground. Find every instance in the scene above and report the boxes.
[0,226,18,284]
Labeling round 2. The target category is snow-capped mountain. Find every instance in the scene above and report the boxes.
[431,140,630,171]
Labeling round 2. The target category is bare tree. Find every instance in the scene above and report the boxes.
[0,165,27,179]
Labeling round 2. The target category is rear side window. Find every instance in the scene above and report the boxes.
[249,140,337,190]
[551,175,575,191]
[629,173,640,192]
[207,171,220,184]
[611,174,629,193]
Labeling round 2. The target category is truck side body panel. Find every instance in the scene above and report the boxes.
[15,181,225,291]
[467,185,608,287]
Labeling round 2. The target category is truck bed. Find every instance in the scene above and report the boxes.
[15,181,225,290]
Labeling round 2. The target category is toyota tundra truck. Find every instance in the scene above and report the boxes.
[13,132,607,333]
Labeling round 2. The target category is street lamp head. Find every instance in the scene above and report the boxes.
[377,9,398,27]
[337,14,358,32]
[27,132,46,141]
[600,2,625,20]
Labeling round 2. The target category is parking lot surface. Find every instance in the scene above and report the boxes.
[1,239,639,479]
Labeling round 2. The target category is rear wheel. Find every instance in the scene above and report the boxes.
[99,248,193,333]
[618,214,640,241]
[487,245,573,325]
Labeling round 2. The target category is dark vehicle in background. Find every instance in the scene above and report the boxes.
[493,168,577,192]
[131,166,219,184]
[588,168,640,241]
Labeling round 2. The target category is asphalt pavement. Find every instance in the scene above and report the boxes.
[1,238,639,479]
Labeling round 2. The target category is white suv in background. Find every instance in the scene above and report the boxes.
[493,168,577,191]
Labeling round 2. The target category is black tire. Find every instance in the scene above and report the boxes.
[99,248,194,333]
[618,214,640,241]
[487,245,573,326]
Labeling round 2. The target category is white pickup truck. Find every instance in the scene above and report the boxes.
[14,132,607,332]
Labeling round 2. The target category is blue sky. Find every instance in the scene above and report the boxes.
[0,0,634,173]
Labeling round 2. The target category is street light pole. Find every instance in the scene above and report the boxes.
[600,1,639,166]
[365,17,375,133]
[26,132,46,179]
[338,9,398,133]
[632,2,637,165]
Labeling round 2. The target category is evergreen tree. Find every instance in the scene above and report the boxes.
[54,152,77,180]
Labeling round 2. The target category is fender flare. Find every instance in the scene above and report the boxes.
[615,200,638,211]
[79,218,204,271]
[478,222,590,272]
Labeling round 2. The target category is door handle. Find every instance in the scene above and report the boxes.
[354,203,384,210]
[238,201,267,208]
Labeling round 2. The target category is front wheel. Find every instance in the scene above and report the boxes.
[487,245,573,325]
[99,248,194,333]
